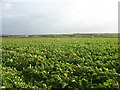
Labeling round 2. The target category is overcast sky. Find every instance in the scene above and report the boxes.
[0,0,119,35]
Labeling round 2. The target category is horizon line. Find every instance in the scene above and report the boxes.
[1,32,118,35]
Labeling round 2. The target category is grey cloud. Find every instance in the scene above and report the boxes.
[2,1,118,35]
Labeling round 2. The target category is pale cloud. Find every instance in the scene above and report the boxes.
[1,0,63,3]
[1,0,119,35]
[0,3,12,11]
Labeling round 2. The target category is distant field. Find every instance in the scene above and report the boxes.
[1,33,118,38]
[2,37,120,89]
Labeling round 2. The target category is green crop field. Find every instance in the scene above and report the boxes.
[2,37,120,89]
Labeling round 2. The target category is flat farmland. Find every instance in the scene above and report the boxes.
[2,37,120,89]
